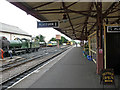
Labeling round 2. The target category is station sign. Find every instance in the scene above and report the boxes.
[56,35,61,40]
[37,21,59,28]
[107,26,120,33]
[100,69,114,85]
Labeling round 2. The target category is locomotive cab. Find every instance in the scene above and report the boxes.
[0,36,10,50]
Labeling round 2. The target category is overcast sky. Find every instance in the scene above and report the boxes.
[0,0,75,42]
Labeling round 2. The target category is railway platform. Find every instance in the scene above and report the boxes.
[9,46,120,89]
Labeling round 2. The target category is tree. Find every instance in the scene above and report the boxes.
[71,40,76,45]
[49,38,56,41]
[49,36,68,45]
[59,36,68,45]
[36,34,45,42]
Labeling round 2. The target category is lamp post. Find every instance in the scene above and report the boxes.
[57,40,59,48]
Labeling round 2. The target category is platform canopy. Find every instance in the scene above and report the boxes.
[9,1,120,40]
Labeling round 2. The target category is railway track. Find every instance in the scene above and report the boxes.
[0,47,58,70]
[0,46,71,90]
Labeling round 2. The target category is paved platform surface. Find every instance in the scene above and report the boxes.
[10,47,119,89]
[29,47,102,88]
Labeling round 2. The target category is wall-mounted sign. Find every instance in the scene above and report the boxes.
[100,69,114,85]
[107,26,120,33]
[37,21,59,28]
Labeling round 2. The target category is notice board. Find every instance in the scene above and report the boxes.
[100,69,114,84]
[104,24,120,75]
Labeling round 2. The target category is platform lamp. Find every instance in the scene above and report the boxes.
[56,35,61,48]
[62,13,67,23]
[106,18,108,24]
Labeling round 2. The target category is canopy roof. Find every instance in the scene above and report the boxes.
[9,1,120,40]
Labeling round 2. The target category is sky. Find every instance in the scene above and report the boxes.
[0,0,78,42]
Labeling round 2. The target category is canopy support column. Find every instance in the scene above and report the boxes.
[96,2,103,74]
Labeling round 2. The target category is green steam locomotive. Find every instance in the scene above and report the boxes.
[0,36,40,56]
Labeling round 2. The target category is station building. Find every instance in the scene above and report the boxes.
[0,22,32,40]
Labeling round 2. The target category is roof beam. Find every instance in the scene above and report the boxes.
[32,2,54,10]
[94,2,119,18]
[106,16,120,18]
[87,2,119,35]
[32,0,79,10]
[62,27,83,32]
[62,2,76,37]
[38,11,67,14]
[66,11,76,37]
[80,2,94,40]
[9,2,47,21]
[66,2,78,8]
[36,10,98,14]
[36,8,64,12]
[107,8,120,15]
[88,22,97,34]
[102,2,118,18]
[111,18,120,24]
[67,9,96,18]
[61,22,95,29]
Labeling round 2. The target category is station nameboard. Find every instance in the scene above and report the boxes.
[100,69,114,85]
[37,21,59,28]
[107,26,120,33]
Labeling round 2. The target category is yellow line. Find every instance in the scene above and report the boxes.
[90,49,96,54]
[93,59,96,64]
